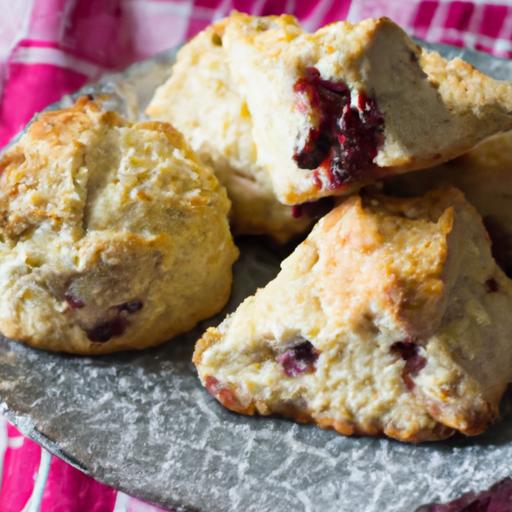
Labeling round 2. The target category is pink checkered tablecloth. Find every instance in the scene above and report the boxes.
[1,1,512,511]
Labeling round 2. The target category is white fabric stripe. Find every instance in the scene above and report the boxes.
[0,417,6,492]
[112,491,130,512]
[212,0,233,22]
[345,0,360,23]
[461,2,485,50]
[301,0,336,31]
[250,0,268,16]
[125,0,196,16]
[10,46,104,78]
[427,26,512,52]
[425,0,451,42]
[493,5,512,56]
[20,449,51,512]
[7,436,24,449]
[0,0,34,100]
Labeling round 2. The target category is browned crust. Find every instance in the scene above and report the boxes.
[192,327,223,365]
[197,379,457,443]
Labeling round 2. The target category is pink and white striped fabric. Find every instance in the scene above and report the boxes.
[1,1,512,511]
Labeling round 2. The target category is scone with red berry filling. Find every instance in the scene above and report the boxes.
[385,131,512,276]
[0,97,238,354]
[146,20,317,243]
[194,187,512,442]
[223,13,512,204]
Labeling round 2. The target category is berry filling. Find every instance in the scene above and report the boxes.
[391,340,427,390]
[64,291,84,309]
[86,316,128,343]
[277,339,319,377]
[485,278,499,293]
[204,376,243,410]
[84,299,143,343]
[293,67,384,189]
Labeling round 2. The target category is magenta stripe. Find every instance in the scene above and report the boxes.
[444,1,475,30]
[0,425,40,512]
[480,4,508,38]
[41,457,117,512]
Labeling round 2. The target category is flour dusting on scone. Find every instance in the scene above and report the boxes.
[385,131,512,277]
[222,13,512,204]
[0,97,238,354]
[194,187,512,442]
[146,20,318,242]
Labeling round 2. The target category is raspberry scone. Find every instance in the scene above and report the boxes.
[385,131,512,276]
[146,20,316,243]
[194,187,512,442]
[0,98,238,354]
[223,13,512,204]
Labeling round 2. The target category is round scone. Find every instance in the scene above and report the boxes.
[0,97,238,354]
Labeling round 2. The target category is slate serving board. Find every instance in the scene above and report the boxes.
[1,41,512,512]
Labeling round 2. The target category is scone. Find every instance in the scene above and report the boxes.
[385,131,512,276]
[0,97,238,355]
[194,187,512,442]
[222,13,512,204]
[146,20,315,243]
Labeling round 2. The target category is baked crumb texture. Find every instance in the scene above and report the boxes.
[162,12,512,207]
[194,187,512,442]
[385,131,512,277]
[146,19,317,243]
[0,98,238,354]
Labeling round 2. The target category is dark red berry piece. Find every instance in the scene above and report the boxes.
[117,300,143,314]
[485,278,499,293]
[64,291,85,309]
[291,205,303,218]
[204,376,243,411]
[86,316,128,343]
[292,67,384,189]
[277,340,319,377]
[391,340,427,390]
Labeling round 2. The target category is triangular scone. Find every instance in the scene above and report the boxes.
[194,187,512,442]
[222,13,512,204]
[385,131,512,276]
[146,20,317,242]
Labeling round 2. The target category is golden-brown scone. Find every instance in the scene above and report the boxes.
[0,97,238,355]
[222,13,512,204]
[146,20,315,243]
[385,132,512,276]
[194,187,512,442]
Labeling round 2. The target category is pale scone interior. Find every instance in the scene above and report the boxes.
[222,13,512,204]
[194,188,512,442]
[385,131,512,276]
[146,19,314,243]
